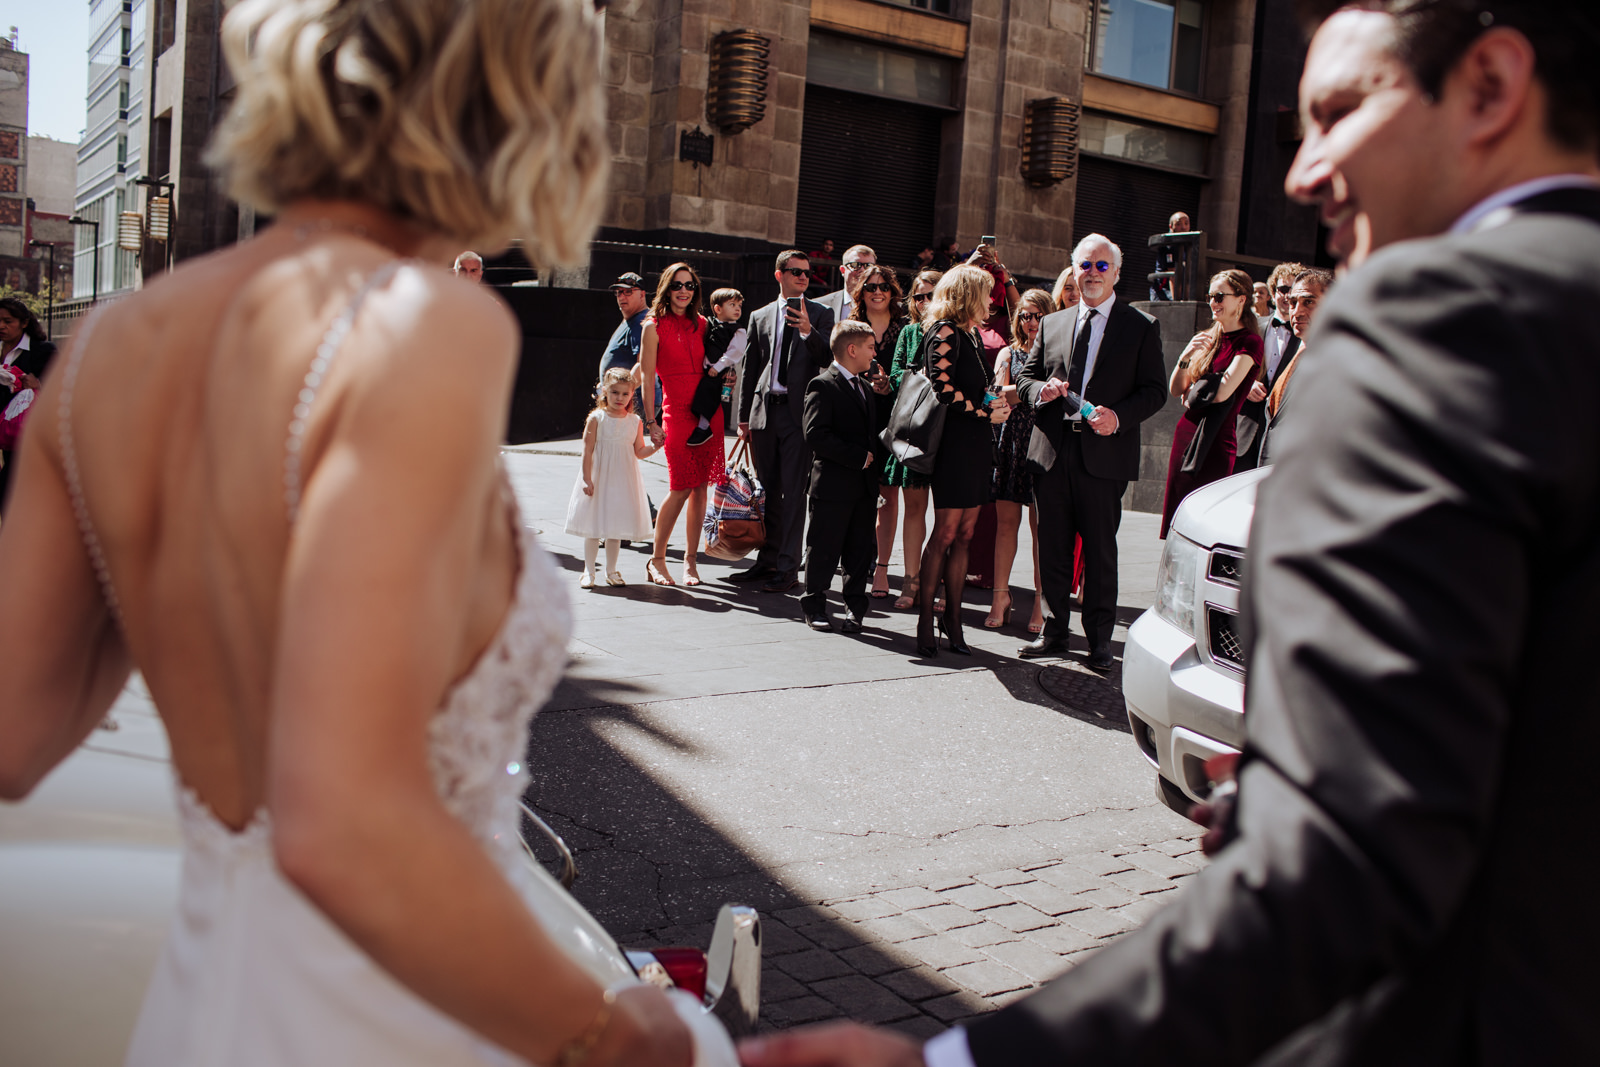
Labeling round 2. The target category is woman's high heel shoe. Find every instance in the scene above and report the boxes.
[915,614,939,658]
[938,610,972,655]
[984,590,1013,629]
[895,575,921,611]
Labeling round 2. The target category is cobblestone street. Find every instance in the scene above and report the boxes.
[509,442,1203,1037]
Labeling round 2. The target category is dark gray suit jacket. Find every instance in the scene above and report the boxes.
[739,297,833,431]
[1014,299,1166,481]
[801,365,888,501]
[815,288,851,328]
[966,186,1600,1064]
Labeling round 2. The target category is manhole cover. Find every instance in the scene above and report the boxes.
[1036,661,1129,732]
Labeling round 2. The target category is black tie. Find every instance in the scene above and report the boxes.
[855,376,870,413]
[1068,308,1096,396]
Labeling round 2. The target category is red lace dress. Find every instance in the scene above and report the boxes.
[650,311,726,491]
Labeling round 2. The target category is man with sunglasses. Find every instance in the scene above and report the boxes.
[1015,234,1166,671]
[814,244,877,326]
[1235,260,1307,471]
[733,250,836,591]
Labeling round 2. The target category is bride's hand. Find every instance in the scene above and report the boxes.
[592,984,695,1067]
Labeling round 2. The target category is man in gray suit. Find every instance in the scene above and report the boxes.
[738,1,1600,1064]
[813,244,875,326]
[733,251,835,592]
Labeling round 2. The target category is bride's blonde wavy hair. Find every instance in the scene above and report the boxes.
[206,0,609,266]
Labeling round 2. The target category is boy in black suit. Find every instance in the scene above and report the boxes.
[798,320,890,633]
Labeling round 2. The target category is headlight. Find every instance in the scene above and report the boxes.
[1153,532,1203,637]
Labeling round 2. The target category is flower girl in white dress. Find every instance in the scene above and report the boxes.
[567,368,659,588]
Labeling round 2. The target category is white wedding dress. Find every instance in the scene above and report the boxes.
[60,271,734,1067]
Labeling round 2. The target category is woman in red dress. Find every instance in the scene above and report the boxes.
[1161,268,1262,538]
[639,262,725,585]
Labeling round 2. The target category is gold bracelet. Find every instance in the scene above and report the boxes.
[556,986,618,1067]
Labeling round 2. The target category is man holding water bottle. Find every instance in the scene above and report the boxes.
[1013,234,1167,670]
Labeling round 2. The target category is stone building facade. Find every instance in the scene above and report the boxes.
[0,39,35,294]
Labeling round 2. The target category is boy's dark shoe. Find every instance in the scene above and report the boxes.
[687,424,713,447]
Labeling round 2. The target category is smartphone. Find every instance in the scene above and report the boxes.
[981,235,997,248]
[785,296,801,311]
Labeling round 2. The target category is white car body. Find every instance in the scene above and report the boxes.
[0,681,759,1066]
[1122,467,1268,812]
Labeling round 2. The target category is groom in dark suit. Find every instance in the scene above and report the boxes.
[738,2,1600,1065]
[798,321,890,633]
[734,251,835,593]
[1014,235,1167,669]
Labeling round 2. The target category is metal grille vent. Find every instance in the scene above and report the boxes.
[707,31,771,133]
[1208,548,1245,586]
[1020,97,1080,186]
[1208,607,1245,671]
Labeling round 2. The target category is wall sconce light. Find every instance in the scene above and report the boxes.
[706,30,771,133]
[117,210,144,252]
[1020,97,1080,186]
[147,196,172,241]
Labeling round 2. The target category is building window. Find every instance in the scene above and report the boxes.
[806,32,957,109]
[117,135,128,165]
[1079,111,1208,174]
[877,0,954,13]
[1089,0,1205,95]
[121,26,132,64]
[119,80,130,111]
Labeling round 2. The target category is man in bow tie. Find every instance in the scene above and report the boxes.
[1234,260,1306,471]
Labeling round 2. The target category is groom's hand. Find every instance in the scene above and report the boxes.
[739,1022,923,1067]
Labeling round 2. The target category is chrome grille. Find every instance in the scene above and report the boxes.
[1207,607,1245,671]
[1208,548,1245,586]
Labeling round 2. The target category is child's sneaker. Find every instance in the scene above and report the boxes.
[687,424,713,447]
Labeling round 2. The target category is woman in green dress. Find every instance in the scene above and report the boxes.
[879,269,941,609]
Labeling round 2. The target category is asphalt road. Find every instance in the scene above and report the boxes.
[508,440,1202,1035]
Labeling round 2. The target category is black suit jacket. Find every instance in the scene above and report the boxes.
[1236,321,1298,461]
[4,338,56,385]
[801,366,888,500]
[739,297,833,431]
[965,186,1600,1064]
[1014,298,1166,481]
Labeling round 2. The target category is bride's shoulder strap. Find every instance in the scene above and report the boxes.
[57,306,124,627]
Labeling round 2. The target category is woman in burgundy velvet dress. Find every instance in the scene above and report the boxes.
[1161,268,1262,538]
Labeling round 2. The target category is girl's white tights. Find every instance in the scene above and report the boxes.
[584,538,621,576]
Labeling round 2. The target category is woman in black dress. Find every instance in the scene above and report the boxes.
[987,288,1054,633]
[914,265,1008,657]
[847,264,909,597]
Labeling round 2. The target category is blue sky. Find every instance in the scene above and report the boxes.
[0,3,92,144]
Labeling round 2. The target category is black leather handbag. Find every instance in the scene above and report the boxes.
[880,325,949,474]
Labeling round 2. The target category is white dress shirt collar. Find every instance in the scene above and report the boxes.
[2,332,30,368]
[1452,174,1600,235]
[1079,289,1116,324]
[830,360,857,381]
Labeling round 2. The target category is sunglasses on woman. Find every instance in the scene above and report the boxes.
[859,282,892,294]
[667,280,698,292]
[1207,290,1243,302]
[1016,312,1041,323]
[1079,260,1112,273]
[912,293,933,303]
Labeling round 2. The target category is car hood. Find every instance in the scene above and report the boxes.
[1170,466,1270,550]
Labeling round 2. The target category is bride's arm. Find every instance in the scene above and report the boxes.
[0,362,133,799]
[268,280,690,1067]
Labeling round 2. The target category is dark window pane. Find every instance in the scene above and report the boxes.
[1173,0,1204,93]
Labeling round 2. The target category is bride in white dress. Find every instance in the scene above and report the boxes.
[0,1,706,1064]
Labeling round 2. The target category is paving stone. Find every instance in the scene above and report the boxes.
[879,964,964,1002]
[812,975,921,1023]
[973,868,1035,888]
[913,903,984,933]
[1150,837,1204,858]
[857,913,937,944]
[1075,886,1137,909]
[765,995,839,1027]
[1003,880,1093,916]
[804,921,868,951]
[760,968,810,1003]
[1029,862,1105,894]
[927,876,976,892]
[898,934,986,970]
[1065,851,1135,877]
[922,990,993,1022]
[774,947,858,982]
[943,959,1032,997]
[946,921,1025,948]
[838,942,918,976]
[1063,907,1137,939]
[1108,868,1178,895]
[984,903,1057,932]
[761,922,817,956]
[888,1014,950,1040]
[1123,849,1201,879]
[830,896,902,922]
[1023,923,1103,955]
[878,886,947,911]
[990,986,1035,1007]
[940,883,1015,911]
[773,904,836,928]
[983,939,1073,984]
[1114,898,1171,926]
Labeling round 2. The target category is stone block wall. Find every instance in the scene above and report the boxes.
[603,0,812,247]
[1127,300,1210,514]
[0,46,27,262]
